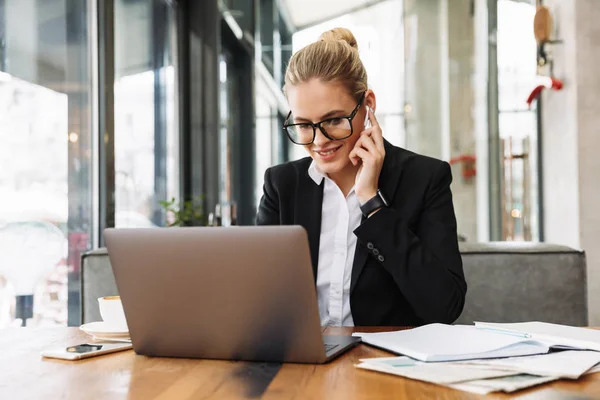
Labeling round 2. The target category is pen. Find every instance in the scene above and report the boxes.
[477,327,532,339]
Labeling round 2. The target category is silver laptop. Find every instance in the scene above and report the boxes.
[103,225,360,363]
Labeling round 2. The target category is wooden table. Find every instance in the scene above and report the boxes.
[2,326,600,399]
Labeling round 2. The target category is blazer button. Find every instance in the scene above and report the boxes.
[378,255,385,262]
[373,249,380,256]
[367,242,374,250]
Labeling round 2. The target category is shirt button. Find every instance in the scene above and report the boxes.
[367,242,374,250]
[373,249,380,256]
[378,255,385,262]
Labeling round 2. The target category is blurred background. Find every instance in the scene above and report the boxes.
[1,0,598,327]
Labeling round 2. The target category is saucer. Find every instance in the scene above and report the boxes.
[80,321,130,338]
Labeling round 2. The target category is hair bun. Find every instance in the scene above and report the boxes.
[319,27,358,50]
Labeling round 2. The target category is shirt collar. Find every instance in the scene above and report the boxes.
[308,160,359,196]
[308,160,326,185]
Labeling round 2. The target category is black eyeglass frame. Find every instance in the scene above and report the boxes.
[282,93,366,145]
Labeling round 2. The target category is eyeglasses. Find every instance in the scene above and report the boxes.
[283,93,365,145]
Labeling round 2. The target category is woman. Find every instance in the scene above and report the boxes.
[257,28,466,327]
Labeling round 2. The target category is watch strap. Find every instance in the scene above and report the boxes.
[360,190,388,217]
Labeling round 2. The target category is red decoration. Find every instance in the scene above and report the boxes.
[449,154,477,180]
[526,76,564,108]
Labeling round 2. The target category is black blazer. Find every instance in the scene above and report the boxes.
[256,140,467,326]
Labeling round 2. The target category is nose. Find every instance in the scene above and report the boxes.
[313,126,331,146]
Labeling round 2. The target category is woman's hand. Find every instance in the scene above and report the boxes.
[349,108,386,205]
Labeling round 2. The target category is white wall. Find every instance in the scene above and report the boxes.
[542,0,580,249]
[575,0,600,325]
[542,0,600,324]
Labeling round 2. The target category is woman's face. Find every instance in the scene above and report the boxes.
[286,79,375,177]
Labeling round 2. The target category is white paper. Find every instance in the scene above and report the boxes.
[356,356,517,384]
[456,350,600,379]
[448,374,558,394]
[353,323,549,362]
[586,364,600,375]
[358,353,597,394]
[475,321,600,352]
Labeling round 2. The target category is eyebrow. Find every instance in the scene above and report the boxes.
[293,110,346,123]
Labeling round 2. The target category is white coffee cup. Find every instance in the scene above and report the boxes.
[98,296,128,329]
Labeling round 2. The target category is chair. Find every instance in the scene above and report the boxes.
[80,242,588,326]
[456,242,587,326]
[81,248,118,324]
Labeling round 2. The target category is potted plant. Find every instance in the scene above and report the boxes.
[158,196,206,227]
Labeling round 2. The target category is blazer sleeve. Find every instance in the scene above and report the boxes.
[256,167,281,225]
[353,161,466,324]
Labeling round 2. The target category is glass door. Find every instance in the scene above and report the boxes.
[497,0,540,241]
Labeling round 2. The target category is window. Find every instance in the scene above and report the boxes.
[259,0,275,75]
[0,0,94,327]
[219,53,233,209]
[255,75,285,206]
[114,0,179,228]
[222,0,254,36]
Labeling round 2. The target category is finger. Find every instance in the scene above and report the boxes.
[351,147,372,164]
[349,154,362,166]
[353,135,365,148]
[372,130,384,152]
[356,134,379,155]
[358,129,382,152]
[353,135,381,163]
[348,148,360,166]
[359,127,374,137]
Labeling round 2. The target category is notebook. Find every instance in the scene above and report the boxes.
[475,321,600,352]
[353,324,550,362]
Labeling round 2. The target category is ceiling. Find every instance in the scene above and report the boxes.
[282,0,385,29]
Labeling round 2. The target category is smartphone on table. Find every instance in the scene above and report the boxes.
[41,342,132,361]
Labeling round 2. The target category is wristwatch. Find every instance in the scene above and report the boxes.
[359,190,389,217]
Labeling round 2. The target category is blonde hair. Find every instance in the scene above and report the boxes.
[284,27,368,101]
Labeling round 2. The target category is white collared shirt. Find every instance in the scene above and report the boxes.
[308,161,362,327]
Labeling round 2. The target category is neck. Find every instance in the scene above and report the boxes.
[328,162,360,197]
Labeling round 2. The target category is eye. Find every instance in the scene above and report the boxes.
[326,118,344,126]
[297,124,313,131]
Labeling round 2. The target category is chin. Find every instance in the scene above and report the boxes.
[313,157,350,175]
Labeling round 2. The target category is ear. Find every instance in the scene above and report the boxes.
[364,89,377,113]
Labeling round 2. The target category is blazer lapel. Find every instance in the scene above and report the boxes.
[350,140,404,293]
[350,216,369,293]
[378,140,405,204]
[295,170,324,283]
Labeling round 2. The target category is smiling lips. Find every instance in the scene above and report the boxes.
[314,145,342,161]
